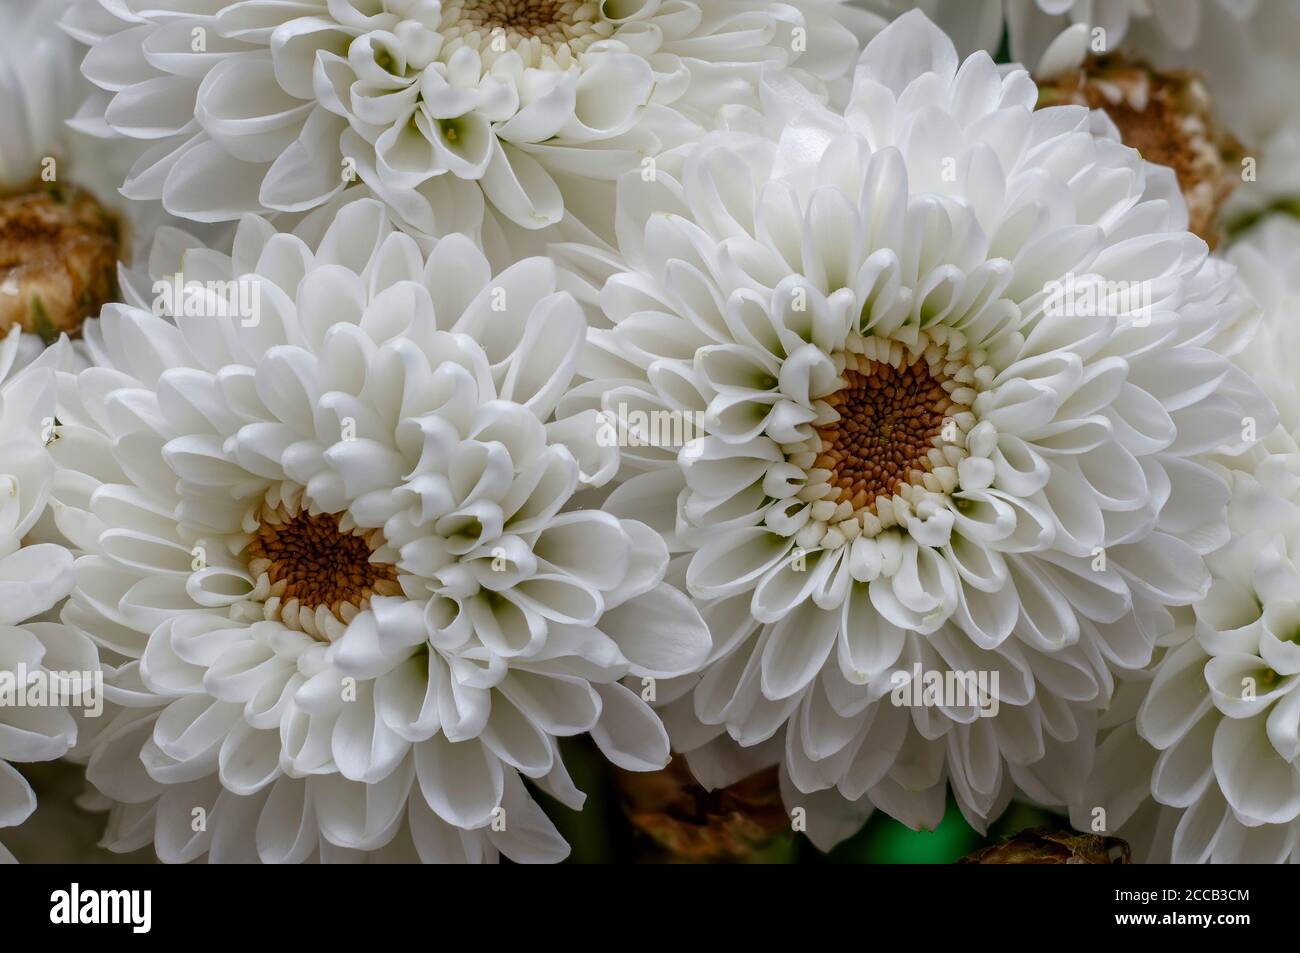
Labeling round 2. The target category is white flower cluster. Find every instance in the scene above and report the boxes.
[0,0,1297,865]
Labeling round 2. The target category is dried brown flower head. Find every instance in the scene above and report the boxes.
[958,827,1131,864]
[614,758,791,863]
[0,183,122,342]
[1038,56,1243,246]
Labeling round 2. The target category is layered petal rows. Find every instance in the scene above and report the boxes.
[51,199,709,861]
[1077,216,1300,864]
[562,11,1272,844]
[63,0,875,237]
[0,328,98,862]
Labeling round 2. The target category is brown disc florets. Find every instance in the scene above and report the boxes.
[815,358,951,513]
[783,330,983,549]
[465,0,573,33]
[440,1,601,52]
[245,501,401,640]
[1037,55,1243,246]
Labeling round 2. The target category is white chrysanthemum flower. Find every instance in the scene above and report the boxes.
[0,327,98,863]
[1101,0,1300,224]
[61,0,875,240]
[0,0,150,208]
[993,2,1300,241]
[560,10,1272,845]
[1,0,193,340]
[1076,216,1300,864]
[855,0,1257,72]
[51,198,709,863]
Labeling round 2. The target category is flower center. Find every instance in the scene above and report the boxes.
[777,330,983,549]
[244,499,400,641]
[463,0,575,33]
[436,0,607,63]
[815,358,950,513]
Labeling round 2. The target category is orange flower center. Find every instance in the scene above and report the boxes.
[246,507,400,634]
[815,358,951,514]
